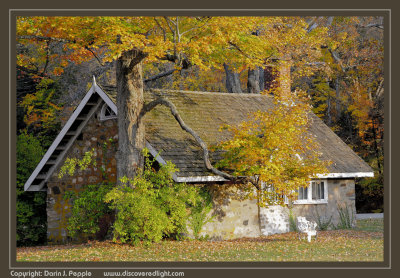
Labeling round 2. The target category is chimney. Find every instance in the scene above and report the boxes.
[264,56,291,97]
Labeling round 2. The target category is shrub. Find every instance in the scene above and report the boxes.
[288,208,298,232]
[335,202,355,229]
[64,183,114,240]
[312,207,332,231]
[104,150,199,245]
[188,188,215,239]
[16,132,47,246]
[17,132,47,246]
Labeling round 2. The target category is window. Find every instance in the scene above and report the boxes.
[297,186,308,200]
[261,180,328,205]
[312,181,325,200]
[99,103,117,121]
[294,180,328,204]
[262,184,289,205]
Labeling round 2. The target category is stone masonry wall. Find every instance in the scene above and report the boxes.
[196,185,261,240]
[46,109,118,244]
[291,179,356,228]
[198,179,356,239]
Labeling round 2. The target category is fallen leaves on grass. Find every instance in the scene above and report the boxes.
[16,229,383,262]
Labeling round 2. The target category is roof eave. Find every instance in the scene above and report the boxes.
[316,172,374,178]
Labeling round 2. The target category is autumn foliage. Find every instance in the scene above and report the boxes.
[216,90,330,206]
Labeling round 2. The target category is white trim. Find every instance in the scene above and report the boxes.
[294,199,328,205]
[316,172,374,178]
[99,103,117,121]
[293,179,329,205]
[24,84,96,191]
[36,100,103,191]
[174,176,228,183]
[145,141,179,182]
[93,81,117,114]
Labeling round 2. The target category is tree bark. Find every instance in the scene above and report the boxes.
[335,77,341,119]
[258,67,265,92]
[116,49,147,185]
[247,68,261,94]
[224,63,242,93]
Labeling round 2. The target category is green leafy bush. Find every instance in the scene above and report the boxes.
[188,188,215,239]
[16,132,47,246]
[104,150,199,245]
[64,183,114,240]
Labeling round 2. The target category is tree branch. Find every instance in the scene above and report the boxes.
[40,40,51,76]
[84,46,105,66]
[18,35,74,44]
[154,17,167,41]
[139,96,235,180]
[328,49,346,72]
[180,18,211,36]
[359,23,384,30]
[144,69,176,83]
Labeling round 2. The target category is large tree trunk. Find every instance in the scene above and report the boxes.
[258,67,265,92]
[247,67,261,94]
[224,63,242,93]
[116,49,147,185]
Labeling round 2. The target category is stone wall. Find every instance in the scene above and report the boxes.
[195,185,261,240]
[46,108,118,244]
[292,179,356,229]
[197,179,356,239]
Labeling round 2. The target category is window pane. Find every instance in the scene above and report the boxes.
[312,182,316,200]
[311,181,324,200]
[298,186,308,200]
[321,182,325,199]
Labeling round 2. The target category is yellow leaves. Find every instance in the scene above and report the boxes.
[216,92,329,206]
[17,16,327,76]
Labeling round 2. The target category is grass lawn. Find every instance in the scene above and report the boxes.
[16,219,383,262]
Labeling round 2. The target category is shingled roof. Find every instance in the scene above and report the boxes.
[104,86,373,180]
[24,79,373,191]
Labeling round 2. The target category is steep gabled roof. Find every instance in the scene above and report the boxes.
[140,90,374,180]
[24,78,373,191]
[24,78,117,191]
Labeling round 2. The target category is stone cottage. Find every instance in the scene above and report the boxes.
[23,76,373,244]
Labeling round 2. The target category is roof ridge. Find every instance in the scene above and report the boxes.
[148,88,271,97]
[96,83,271,98]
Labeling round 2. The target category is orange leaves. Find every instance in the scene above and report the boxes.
[17,16,328,77]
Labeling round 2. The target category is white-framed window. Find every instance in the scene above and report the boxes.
[264,184,290,205]
[294,180,328,204]
[99,103,117,121]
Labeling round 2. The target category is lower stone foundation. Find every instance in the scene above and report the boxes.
[195,179,356,239]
